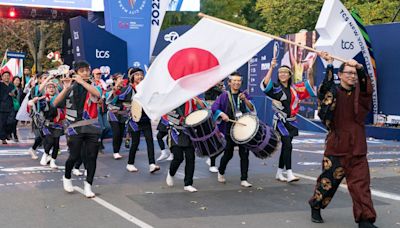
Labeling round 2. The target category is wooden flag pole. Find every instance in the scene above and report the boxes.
[198,13,347,63]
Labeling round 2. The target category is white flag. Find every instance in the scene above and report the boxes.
[134,17,272,120]
[315,0,378,120]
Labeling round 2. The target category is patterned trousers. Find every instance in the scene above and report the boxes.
[309,155,376,223]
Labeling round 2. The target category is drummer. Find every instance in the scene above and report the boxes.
[212,72,255,188]
[165,97,206,192]
[126,68,160,173]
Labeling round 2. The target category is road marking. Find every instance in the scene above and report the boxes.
[1,166,65,172]
[294,149,400,156]
[0,149,67,156]
[294,172,400,201]
[74,186,153,228]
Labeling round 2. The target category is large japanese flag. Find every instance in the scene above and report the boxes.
[134,17,272,120]
[1,58,23,81]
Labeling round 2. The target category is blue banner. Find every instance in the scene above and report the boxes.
[69,16,128,75]
[7,52,26,59]
[0,0,92,10]
[104,0,152,69]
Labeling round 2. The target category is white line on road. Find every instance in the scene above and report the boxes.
[294,172,400,201]
[74,186,153,228]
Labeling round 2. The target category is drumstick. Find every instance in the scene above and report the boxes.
[228,119,247,126]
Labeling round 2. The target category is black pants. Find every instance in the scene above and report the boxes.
[210,153,221,167]
[0,112,11,140]
[32,135,42,150]
[128,124,155,165]
[43,136,60,159]
[218,135,249,181]
[74,144,87,169]
[156,130,168,150]
[278,136,293,170]
[110,121,125,154]
[169,145,195,186]
[65,133,100,185]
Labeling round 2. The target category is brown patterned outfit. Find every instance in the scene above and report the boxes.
[309,64,377,223]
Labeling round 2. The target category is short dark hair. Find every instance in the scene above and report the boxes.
[338,63,346,73]
[73,60,90,71]
[128,67,144,76]
[24,66,30,70]
[230,72,241,77]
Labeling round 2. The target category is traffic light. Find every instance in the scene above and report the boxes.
[8,8,16,18]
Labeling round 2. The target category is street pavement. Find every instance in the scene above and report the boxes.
[0,125,399,228]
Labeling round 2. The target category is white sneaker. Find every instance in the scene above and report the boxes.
[49,159,58,169]
[184,185,198,192]
[166,172,174,186]
[63,176,74,193]
[113,153,123,160]
[149,164,160,173]
[217,172,226,183]
[275,168,287,182]
[29,148,38,160]
[287,170,300,183]
[156,149,170,161]
[126,164,138,172]
[209,166,219,173]
[166,153,174,161]
[206,158,211,166]
[241,180,253,188]
[40,153,48,166]
[84,170,87,177]
[84,181,95,198]
[72,168,83,176]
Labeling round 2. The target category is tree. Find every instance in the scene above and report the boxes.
[0,19,64,72]
[162,0,250,29]
[256,0,400,36]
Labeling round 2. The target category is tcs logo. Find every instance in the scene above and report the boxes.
[96,49,110,59]
[341,40,354,50]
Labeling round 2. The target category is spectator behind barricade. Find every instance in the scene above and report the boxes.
[22,66,32,89]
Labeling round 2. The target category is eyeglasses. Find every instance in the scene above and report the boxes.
[342,71,357,76]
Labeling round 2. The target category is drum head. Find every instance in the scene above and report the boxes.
[184,109,210,127]
[131,100,142,122]
[231,114,259,144]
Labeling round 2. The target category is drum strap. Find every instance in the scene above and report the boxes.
[188,127,220,142]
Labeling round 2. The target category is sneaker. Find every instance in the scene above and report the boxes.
[63,176,74,193]
[287,170,300,183]
[166,153,174,161]
[156,149,170,161]
[84,181,95,198]
[311,207,324,223]
[240,180,253,188]
[13,138,19,143]
[113,153,122,160]
[49,159,58,169]
[149,164,160,173]
[28,148,38,160]
[358,220,378,228]
[126,164,138,172]
[206,158,211,166]
[184,185,198,192]
[275,168,287,182]
[166,172,174,186]
[40,153,49,166]
[2,140,7,144]
[72,168,83,176]
[209,166,219,173]
[217,172,226,183]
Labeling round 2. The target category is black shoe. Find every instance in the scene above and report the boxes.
[359,220,378,228]
[311,208,324,223]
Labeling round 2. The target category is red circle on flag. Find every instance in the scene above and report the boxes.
[168,48,219,80]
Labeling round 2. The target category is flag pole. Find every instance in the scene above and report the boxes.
[198,13,348,63]
[1,48,8,69]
